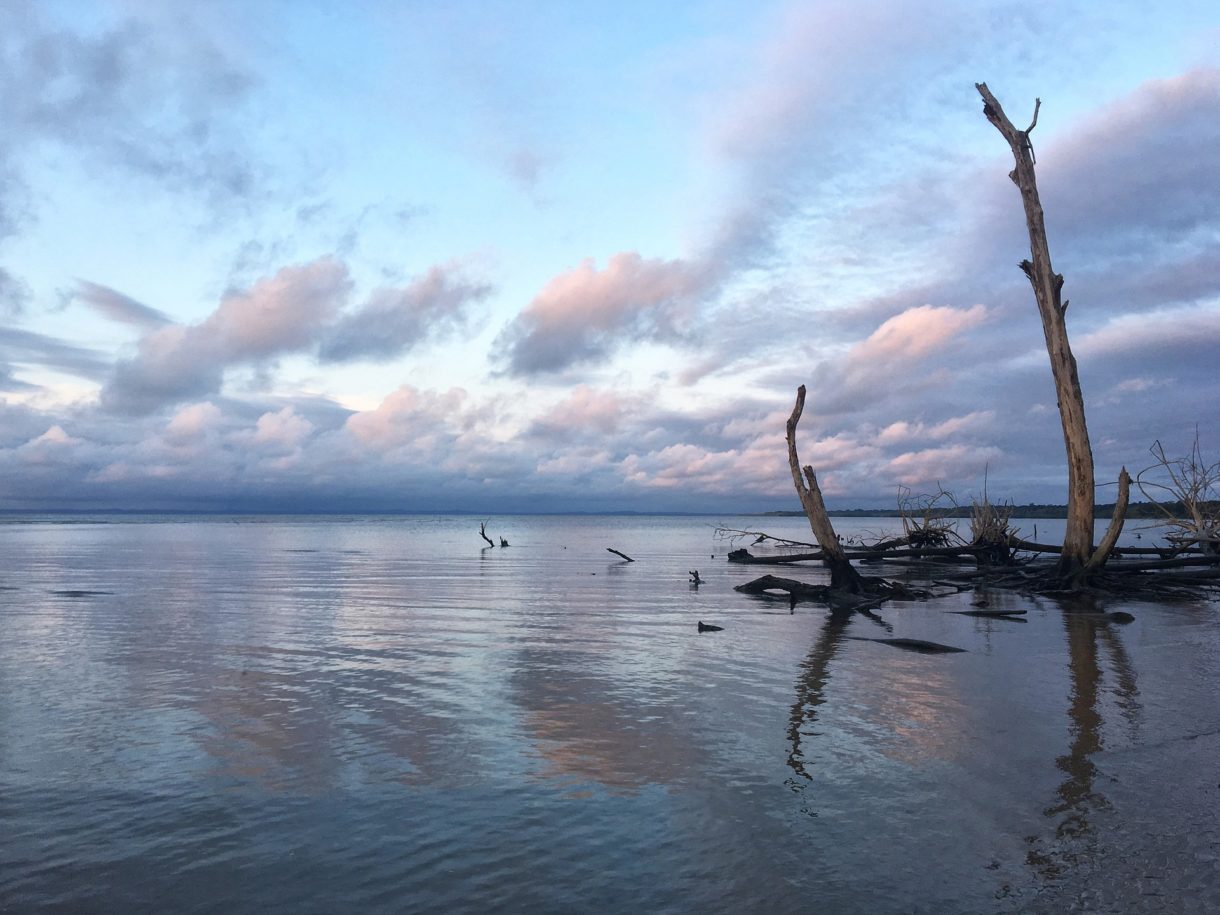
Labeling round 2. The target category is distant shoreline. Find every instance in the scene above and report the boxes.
[767,501,1194,520]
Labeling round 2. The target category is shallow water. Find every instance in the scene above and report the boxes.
[1,515,1217,913]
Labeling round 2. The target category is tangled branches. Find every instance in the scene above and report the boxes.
[1137,431,1219,555]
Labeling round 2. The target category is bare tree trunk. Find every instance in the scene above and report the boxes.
[786,385,864,592]
[976,83,1096,581]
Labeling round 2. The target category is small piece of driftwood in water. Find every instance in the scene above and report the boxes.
[847,637,966,654]
[698,621,724,632]
[689,570,702,585]
[950,608,1028,618]
[499,537,509,547]
[950,610,1027,622]
[607,548,634,562]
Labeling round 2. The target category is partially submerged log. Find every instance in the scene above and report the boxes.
[735,574,831,601]
[847,637,966,654]
[950,608,1028,618]
[727,544,988,564]
[607,548,634,562]
[951,611,1027,622]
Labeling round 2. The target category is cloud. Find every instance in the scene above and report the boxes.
[494,252,716,375]
[319,264,491,362]
[344,385,469,452]
[73,280,171,328]
[99,256,493,414]
[886,444,1005,487]
[165,402,223,444]
[528,386,640,439]
[0,266,30,316]
[876,411,995,445]
[1039,69,1220,253]
[0,3,258,204]
[710,0,953,166]
[208,258,351,357]
[1076,305,1220,366]
[809,304,989,414]
[101,258,352,414]
[505,148,546,193]
[0,326,111,384]
[246,407,314,451]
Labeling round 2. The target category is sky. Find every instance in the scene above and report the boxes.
[1,0,1218,513]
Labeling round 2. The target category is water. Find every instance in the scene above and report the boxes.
[1,515,1217,913]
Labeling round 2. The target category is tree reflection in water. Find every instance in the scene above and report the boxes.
[1027,595,1140,879]
[783,593,1142,888]
[786,613,854,786]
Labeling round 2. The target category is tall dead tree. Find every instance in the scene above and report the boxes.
[976,83,1128,583]
[787,385,865,592]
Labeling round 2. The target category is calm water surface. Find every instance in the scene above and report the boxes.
[1,515,1217,912]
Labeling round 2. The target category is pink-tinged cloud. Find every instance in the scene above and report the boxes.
[618,435,794,497]
[345,385,469,452]
[852,304,987,363]
[165,402,223,443]
[102,258,352,414]
[886,444,1004,486]
[99,257,492,414]
[204,258,350,357]
[248,407,314,450]
[16,425,86,466]
[876,411,995,445]
[494,252,715,375]
[809,304,988,414]
[25,425,81,448]
[529,386,639,438]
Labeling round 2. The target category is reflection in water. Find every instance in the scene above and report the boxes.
[1028,602,1141,878]
[509,646,697,794]
[787,614,853,782]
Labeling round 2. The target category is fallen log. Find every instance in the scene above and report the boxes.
[1010,537,1192,558]
[1100,554,1220,572]
[727,545,986,564]
[606,548,634,562]
[728,549,823,564]
[734,574,831,600]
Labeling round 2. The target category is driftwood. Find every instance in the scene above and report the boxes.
[735,574,831,601]
[607,548,634,562]
[977,84,1136,586]
[479,522,494,547]
[978,83,1096,580]
[950,609,1028,622]
[786,386,866,592]
[846,637,966,654]
[728,545,987,564]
